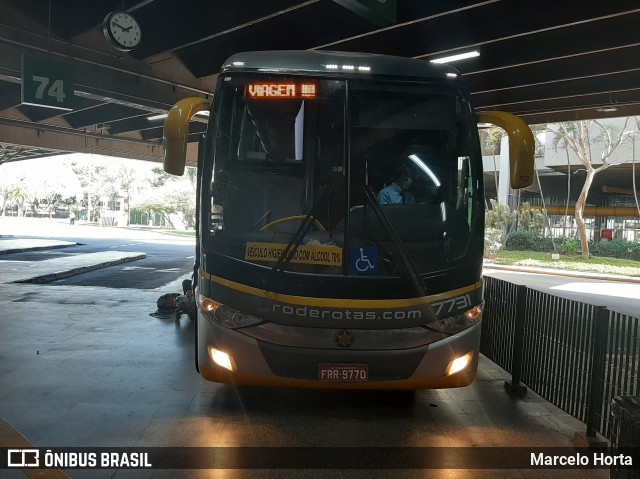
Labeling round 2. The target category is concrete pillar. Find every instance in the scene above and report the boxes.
[498,135,517,209]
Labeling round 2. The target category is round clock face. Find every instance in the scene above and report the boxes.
[103,11,142,51]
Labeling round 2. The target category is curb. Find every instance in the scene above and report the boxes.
[13,253,147,284]
[0,243,78,255]
[484,263,640,284]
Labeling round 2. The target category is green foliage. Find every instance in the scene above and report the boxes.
[140,167,196,228]
[483,128,503,154]
[485,201,545,247]
[494,250,640,277]
[150,167,176,188]
[558,239,579,255]
[167,190,196,229]
[484,227,502,258]
[591,238,640,262]
[504,231,555,252]
[485,199,515,231]
[504,231,538,251]
[518,203,545,232]
[503,233,640,262]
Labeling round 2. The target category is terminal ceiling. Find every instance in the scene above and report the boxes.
[1,0,639,184]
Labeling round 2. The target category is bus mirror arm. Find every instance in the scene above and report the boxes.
[163,97,212,176]
[477,111,535,189]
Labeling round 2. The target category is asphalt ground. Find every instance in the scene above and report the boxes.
[0,217,624,478]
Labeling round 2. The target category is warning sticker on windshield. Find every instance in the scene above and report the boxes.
[245,242,343,266]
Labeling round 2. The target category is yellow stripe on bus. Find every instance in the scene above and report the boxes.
[200,270,482,309]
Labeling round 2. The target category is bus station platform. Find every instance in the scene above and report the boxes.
[0,235,614,478]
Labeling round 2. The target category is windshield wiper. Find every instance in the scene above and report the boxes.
[268,188,333,278]
[361,186,427,297]
[250,210,272,231]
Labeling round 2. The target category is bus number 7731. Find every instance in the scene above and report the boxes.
[162,50,534,390]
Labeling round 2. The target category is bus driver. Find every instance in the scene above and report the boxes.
[377,165,415,205]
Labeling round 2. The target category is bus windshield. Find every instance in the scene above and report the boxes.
[205,75,483,280]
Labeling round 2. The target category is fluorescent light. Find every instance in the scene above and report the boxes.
[147,113,168,121]
[408,154,441,187]
[341,64,355,70]
[325,64,338,69]
[147,111,207,121]
[430,50,480,64]
[232,61,245,66]
[358,66,371,72]
[446,73,458,78]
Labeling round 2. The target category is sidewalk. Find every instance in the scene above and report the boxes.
[1,250,147,284]
[0,216,191,241]
[484,261,640,284]
[0,237,146,284]
[0,238,78,255]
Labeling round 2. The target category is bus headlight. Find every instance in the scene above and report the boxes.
[428,305,483,335]
[197,295,263,329]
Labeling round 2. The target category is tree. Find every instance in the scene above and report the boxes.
[0,180,12,216]
[485,199,516,244]
[136,197,176,228]
[71,161,116,221]
[549,118,634,258]
[33,179,65,218]
[518,203,545,232]
[483,128,503,195]
[140,166,197,229]
[116,167,138,226]
[5,182,31,217]
[168,190,196,229]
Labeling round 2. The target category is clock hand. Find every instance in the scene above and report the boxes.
[112,21,127,30]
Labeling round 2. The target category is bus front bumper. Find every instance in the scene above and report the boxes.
[197,315,481,390]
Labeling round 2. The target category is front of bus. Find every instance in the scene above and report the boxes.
[195,51,485,389]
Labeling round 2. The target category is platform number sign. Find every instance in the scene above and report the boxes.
[21,54,74,110]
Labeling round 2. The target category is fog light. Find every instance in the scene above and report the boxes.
[444,352,473,376]
[209,347,236,372]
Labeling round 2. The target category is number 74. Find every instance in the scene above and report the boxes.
[32,75,66,103]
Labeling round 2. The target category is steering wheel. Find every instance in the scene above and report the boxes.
[259,215,326,232]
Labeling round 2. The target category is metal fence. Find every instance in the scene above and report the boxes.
[481,276,640,441]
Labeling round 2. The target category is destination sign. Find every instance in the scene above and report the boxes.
[246,83,317,99]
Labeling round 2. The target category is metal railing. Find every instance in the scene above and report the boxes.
[481,277,640,441]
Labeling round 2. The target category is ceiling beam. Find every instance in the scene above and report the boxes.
[0,117,163,162]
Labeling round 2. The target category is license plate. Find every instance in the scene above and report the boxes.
[318,363,368,381]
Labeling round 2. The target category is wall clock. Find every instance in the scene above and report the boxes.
[103,10,142,52]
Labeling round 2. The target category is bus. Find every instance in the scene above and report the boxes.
[162,50,534,389]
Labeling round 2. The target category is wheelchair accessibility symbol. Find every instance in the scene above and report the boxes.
[351,247,378,275]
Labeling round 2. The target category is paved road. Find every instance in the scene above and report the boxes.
[47,237,195,289]
[484,267,640,317]
[1,218,195,290]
